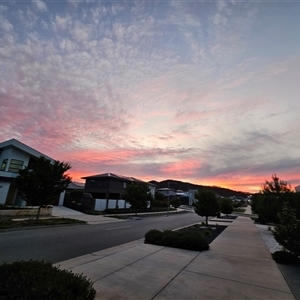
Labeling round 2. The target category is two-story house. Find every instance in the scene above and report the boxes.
[82,173,156,210]
[0,138,54,206]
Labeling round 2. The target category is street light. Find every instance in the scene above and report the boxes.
[167,181,170,216]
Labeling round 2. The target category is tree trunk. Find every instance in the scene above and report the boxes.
[36,205,42,222]
[205,216,208,226]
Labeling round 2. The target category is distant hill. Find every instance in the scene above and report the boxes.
[149,179,250,198]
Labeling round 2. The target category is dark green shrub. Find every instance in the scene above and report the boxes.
[160,230,179,248]
[144,228,209,251]
[272,251,300,265]
[176,230,209,251]
[272,202,300,257]
[145,229,163,244]
[0,260,96,300]
[152,199,167,208]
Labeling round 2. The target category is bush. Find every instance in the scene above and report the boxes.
[145,229,164,244]
[272,202,300,257]
[0,260,96,300]
[152,199,167,208]
[272,251,300,265]
[145,228,209,251]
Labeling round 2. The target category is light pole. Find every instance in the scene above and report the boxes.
[167,181,170,216]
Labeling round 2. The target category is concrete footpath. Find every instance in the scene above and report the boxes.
[55,216,295,299]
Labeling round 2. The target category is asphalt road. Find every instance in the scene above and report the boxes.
[0,211,204,264]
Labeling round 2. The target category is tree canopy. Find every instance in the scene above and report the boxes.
[125,182,151,215]
[251,174,300,224]
[262,174,292,195]
[220,198,233,216]
[17,156,72,220]
[193,189,219,226]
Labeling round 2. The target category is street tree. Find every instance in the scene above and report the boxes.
[17,156,72,221]
[262,174,292,195]
[193,189,219,226]
[255,174,295,224]
[125,182,151,215]
[220,198,233,217]
[171,197,181,211]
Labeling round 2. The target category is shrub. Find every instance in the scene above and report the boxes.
[272,202,300,257]
[0,260,96,300]
[144,228,209,251]
[145,229,163,245]
[272,251,300,265]
[152,199,167,208]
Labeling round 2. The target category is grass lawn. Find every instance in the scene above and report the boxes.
[0,217,86,230]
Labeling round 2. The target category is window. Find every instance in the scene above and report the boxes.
[1,159,8,171]
[86,179,95,186]
[8,159,24,173]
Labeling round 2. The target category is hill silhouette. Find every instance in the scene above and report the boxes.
[149,179,250,198]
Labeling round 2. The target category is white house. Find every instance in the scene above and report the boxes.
[0,138,54,206]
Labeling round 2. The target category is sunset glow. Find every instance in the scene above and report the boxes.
[1,1,300,193]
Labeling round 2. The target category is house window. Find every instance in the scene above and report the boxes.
[1,159,8,171]
[123,182,127,188]
[8,159,24,173]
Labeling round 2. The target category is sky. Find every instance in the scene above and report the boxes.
[1,0,300,193]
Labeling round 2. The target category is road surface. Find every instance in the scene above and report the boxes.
[0,211,204,264]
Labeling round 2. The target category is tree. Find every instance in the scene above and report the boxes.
[253,174,295,224]
[220,198,233,217]
[262,174,292,195]
[193,189,219,226]
[272,202,300,257]
[125,182,151,215]
[17,156,72,221]
[155,191,165,201]
[171,197,181,211]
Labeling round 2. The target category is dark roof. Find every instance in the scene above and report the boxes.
[67,181,85,189]
[0,138,54,161]
[82,173,145,183]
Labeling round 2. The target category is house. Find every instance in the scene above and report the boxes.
[295,185,300,193]
[0,138,55,206]
[156,188,177,197]
[59,181,85,207]
[81,173,156,211]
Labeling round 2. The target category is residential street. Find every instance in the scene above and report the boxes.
[0,211,203,264]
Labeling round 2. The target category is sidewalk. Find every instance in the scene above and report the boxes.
[55,216,295,299]
[52,206,125,225]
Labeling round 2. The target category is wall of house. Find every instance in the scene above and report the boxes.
[0,181,10,205]
[0,147,31,205]
[0,148,12,170]
[84,178,127,199]
[1,147,31,171]
[94,199,132,211]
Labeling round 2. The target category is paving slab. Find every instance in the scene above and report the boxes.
[154,269,295,300]
[93,247,199,300]
[185,251,291,292]
[210,239,272,260]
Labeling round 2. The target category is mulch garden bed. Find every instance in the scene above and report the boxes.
[178,224,228,244]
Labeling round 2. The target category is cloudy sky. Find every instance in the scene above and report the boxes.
[1,0,300,193]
